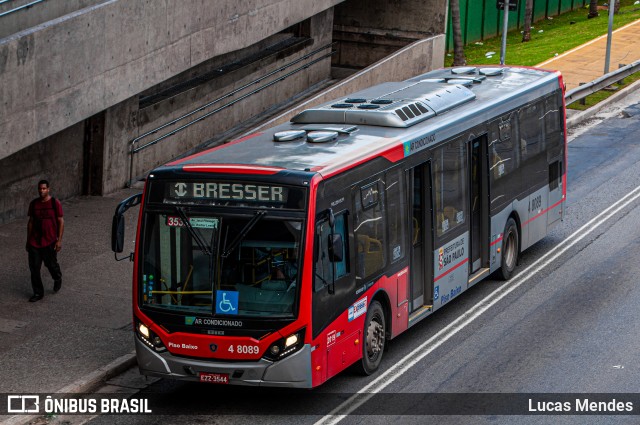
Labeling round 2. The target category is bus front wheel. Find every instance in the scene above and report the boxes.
[355,300,386,375]
[498,218,519,280]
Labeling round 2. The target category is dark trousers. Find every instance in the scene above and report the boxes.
[28,245,62,296]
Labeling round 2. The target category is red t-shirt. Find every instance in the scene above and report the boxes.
[28,198,63,248]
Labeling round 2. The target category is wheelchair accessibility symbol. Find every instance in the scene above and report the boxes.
[216,290,239,315]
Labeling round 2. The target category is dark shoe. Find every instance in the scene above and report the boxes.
[29,295,43,302]
[53,279,62,292]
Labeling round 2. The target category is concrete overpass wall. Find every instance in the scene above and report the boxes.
[334,0,448,33]
[0,0,448,224]
[0,0,342,223]
[249,35,445,133]
[105,10,335,193]
[0,120,85,223]
[333,0,448,68]
[0,0,344,161]
[0,0,108,39]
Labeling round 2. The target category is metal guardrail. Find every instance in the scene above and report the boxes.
[564,59,640,105]
[0,0,46,18]
[127,43,334,186]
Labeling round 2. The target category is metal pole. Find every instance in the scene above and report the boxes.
[603,1,615,74]
[500,3,509,65]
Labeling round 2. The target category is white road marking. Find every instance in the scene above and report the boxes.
[316,184,640,424]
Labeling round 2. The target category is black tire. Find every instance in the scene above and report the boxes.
[497,217,519,280]
[354,301,386,375]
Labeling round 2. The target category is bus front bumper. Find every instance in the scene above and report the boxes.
[135,337,313,388]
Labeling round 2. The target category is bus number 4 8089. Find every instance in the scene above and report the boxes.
[228,345,259,354]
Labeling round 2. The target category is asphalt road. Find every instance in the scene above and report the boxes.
[56,94,640,425]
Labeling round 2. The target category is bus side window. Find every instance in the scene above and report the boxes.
[549,160,561,191]
[489,114,518,210]
[519,101,548,187]
[519,102,544,156]
[544,93,563,159]
[491,114,515,180]
[354,181,386,279]
[314,213,348,292]
[433,140,468,238]
[384,168,407,263]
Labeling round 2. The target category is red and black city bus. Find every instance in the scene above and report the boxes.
[112,65,566,388]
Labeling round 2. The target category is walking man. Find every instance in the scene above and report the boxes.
[26,180,64,302]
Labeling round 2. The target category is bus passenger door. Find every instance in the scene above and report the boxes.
[470,136,490,274]
[408,163,433,311]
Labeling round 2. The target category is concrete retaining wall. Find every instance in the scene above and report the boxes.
[105,10,335,193]
[0,0,447,224]
[332,0,447,68]
[334,0,447,34]
[0,0,344,161]
[0,0,107,39]
[248,34,446,134]
[0,121,84,224]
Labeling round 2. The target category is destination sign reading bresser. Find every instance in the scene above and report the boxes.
[166,182,289,204]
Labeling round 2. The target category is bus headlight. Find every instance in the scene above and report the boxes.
[136,321,166,353]
[285,333,298,348]
[139,323,150,339]
[263,328,305,361]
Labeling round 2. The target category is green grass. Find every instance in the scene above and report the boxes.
[445,1,640,110]
[446,0,640,67]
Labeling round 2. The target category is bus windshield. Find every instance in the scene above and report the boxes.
[140,209,302,318]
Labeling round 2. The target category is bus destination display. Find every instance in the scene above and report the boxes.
[162,181,294,206]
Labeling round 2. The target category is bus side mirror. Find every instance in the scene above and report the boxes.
[328,234,344,262]
[111,193,142,261]
[112,214,125,253]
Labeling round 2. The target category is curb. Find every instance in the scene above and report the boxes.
[566,78,640,128]
[57,352,137,394]
[1,353,136,425]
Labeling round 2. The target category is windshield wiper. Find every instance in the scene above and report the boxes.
[221,210,267,259]
[176,207,211,256]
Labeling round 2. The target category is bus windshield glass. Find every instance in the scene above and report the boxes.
[140,210,302,318]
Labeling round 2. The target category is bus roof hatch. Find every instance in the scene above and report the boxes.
[291,82,476,128]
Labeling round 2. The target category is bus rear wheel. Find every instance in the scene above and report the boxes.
[498,217,519,280]
[355,300,385,375]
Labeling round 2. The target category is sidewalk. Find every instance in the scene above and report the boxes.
[1,19,640,425]
[537,19,640,90]
[0,189,141,421]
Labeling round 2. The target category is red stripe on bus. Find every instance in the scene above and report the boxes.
[167,133,263,165]
[181,164,284,174]
[523,198,565,226]
[381,145,405,163]
[490,234,503,247]
[319,142,405,178]
[434,258,469,282]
